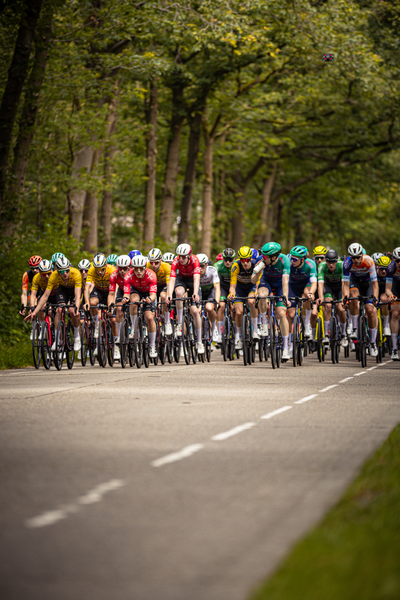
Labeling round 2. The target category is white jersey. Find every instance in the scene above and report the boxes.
[200,265,220,290]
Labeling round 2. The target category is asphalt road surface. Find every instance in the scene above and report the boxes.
[1,351,399,600]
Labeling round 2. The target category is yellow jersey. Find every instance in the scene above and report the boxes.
[32,272,57,294]
[146,261,171,285]
[86,264,114,291]
[47,267,82,291]
[230,260,261,286]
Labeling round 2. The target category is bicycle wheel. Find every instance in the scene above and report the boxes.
[135,317,143,368]
[42,322,52,369]
[81,323,88,366]
[330,317,337,364]
[189,318,197,364]
[143,334,150,368]
[182,315,191,365]
[159,320,166,365]
[54,321,65,371]
[269,316,276,369]
[119,319,128,368]
[66,322,75,369]
[222,317,230,361]
[32,321,42,369]
[360,315,368,368]
[97,320,107,368]
[89,323,96,365]
[128,336,135,368]
[298,318,304,366]
[258,334,264,362]
[292,316,299,367]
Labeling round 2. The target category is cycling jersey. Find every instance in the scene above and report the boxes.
[386,261,400,282]
[317,261,343,284]
[289,258,317,283]
[31,273,57,295]
[343,255,377,282]
[147,261,171,284]
[109,270,128,293]
[260,253,290,280]
[22,269,36,291]
[86,264,114,291]
[47,267,82,291]
[213,260,232,286]
[230,258,262,286]
[170,255,201,278]
[200,266,220,291]
[124,268,157,294]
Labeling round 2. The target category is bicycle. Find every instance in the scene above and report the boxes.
[54,302,77,371]
[375,300,393,363]
[344,295,374,368]
[132,300,150,369]
[320,299,342,364]
[288,297,307,367]
[29,308,42,369]
[81,309,96,367]
[96,303,115,368]
[314,303,326,363]
[266,295,285,369]
[114,302,131,368]
[181,296,198,365]
[234,296,255,366]
[199,300,214,362]
[255,298,269,363]
[221,299,237,361]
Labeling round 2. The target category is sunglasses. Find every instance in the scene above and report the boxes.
[395,259,400,263]
[241,258,251,263]
[326,260,338,264]
[223,258,233,262]
[315,256,325,261]
[291,257,301,262]
[134,266,145,271]
[150,260,161,265]
[59,269,70,275]
[353,255,363,259]
[119,266,129,271]
[80,269,89,274]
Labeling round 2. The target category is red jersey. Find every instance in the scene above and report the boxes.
[124,268,157,294]
[170,255,201,278]
[109,269,128,293]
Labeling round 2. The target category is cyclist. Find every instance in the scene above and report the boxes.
[342,243,379,356]
[123,254,158,358]
[107,254,118,267]
[197,253,220,340]
[375,255,392,336]
[20,255,42,338]
[313,245,327,268]
[229,245,261,350]
[129,249,141,260]
[317,249,347,346]
[252,242,291,360]
[27,256,82,351]
[214,248,236,343]
[163,252,175,264]
[288,245,318,343]
[84,253,115,339]
[147,248,172,335]
[166,244,204,355]
[51,252,65,267]
[385,247,400,360]
[29,259,57,333]
[371,252,384,265]
[106,254,131,359]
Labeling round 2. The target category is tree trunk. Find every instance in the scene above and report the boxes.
[158,84,184,244]
[230,157,265,250]
[201,131,214,256]
[6,1,53,233]
[252,160,278,248]
[143,82,158,252]
[68,146,94,241]
[100,89,119,253]
[178,109,203,243]
[0,0,43,220]
[82,147,101,253]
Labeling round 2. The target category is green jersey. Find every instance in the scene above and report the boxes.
[317,260,343,284]
[214,260,232,286]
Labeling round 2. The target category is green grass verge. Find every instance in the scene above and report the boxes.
[0,340,32,370]
[251,424,400,600]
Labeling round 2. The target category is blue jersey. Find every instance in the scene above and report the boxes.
[289,258,317,283]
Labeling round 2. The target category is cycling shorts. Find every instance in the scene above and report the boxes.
[174,276,202,301]
[258,277,285,307]
[130,289,156,311]
[202,287,215,302]
[349,277,374,304]
[289,280,311,300]
[392,279,400,302]
[57,286,76,306]
[233,281,257,303]
[90,287,108,306]
[323,282,342,301]
[219,282,230,301]
[37,288,58,306]
[157,283,167,297]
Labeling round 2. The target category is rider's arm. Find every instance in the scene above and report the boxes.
[74,286,82,310]
[342,280,350,298]
[32,289,51,316]
[214,281,220,303]
[385,280,393,298]
[309,281,317,295]
[108,291,116,307]
[193,273,200,297]
[84,281,91,306]
[372,279,379,300]
[29,289,38,307]
[282,274,289,299]
[318,280,324,301]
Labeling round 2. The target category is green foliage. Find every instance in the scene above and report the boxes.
[0,340,32,370]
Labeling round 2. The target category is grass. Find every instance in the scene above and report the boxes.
[250,423,400,600]
[0,339,32,370]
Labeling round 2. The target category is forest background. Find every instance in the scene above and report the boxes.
[0,0,399,341]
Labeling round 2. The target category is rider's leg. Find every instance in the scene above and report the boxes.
[366,303,377,343]
[217,301,225,337]
[276,306,289,351]
[174,286,185,326]
[129,293,139,334]
[189,303,202,342]
[390,304,400,350]
[145,309,156,347]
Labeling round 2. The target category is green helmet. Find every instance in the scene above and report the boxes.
[290,245,308,259]
[261,242,281,257]
[107,253,118,265]
[51,252,65,264]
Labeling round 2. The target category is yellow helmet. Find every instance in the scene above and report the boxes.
[377,255,392,268]
[313,245,327,256]
[238,246,253,259]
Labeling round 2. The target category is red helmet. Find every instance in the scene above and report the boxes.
[216,253,223,261]
[28,255,42,268]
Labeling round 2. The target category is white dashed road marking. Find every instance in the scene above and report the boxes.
[354,371,367,376]
[294,394,318,405]
[152,444,204,467]
[320,384,339,392]
[212,422,256,441]
[339,377,353,383]
[260,406,292,419]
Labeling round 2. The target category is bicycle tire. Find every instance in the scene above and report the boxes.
[298,317,304,366]
[120,319,129,368]
[96,320,106,367]
[88,323,96,365]
[135,317,143,368]
[241,315,249,366]
[66,322,75,369]
[81,323,88,366]
[360,315,368,368]
[222,317,230,361]
[190,318,197,364]
[159,319,166,365]
[292,315,299,367]
[183,315,191,365]
[32,321,41,369]
[330,317,337,364]
[54,321,65,371]
[42,322,52,369]
[269,316,276,369]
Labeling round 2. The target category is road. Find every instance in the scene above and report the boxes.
[0,352,399,600]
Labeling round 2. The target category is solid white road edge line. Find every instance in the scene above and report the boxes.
[260,406,292,419]
[339,377,354,383]
[152,444,204,467]
[320,384,338,392]
[212,422,256,441]
[25,479,126,528]
[294,394,318,405]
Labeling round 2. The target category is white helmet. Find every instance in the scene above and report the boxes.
[392,247,400,260]
[78,259,91,270]
[197,253,209,265]
[55,256,71,270]
[117,254,131,268]
[93,253,106,268]
[163,252,175,264]
[148,248,162,261]
[348,243,363,257]
[371,252,383,264]
[39,259,52,273]
[176,243,191,256]
[131,255,147,268]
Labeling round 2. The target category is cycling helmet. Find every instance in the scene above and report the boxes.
[39,259,52,273]
[261,242,281,257]
[116,254,131,268]
[28,255,42,268]
[55,256,71,270]
[251,248,259,259]
[131,255,147,268]
[129,249,142,259]
[377,255,391,268]
[216,252,223,261]
[392,247,400,260]
[78,259,91,270]
[163,252,175,264]
[238,246,253,259]
[222,248,236,259]
[348,242,363,257]
[148,248,162,261]
[290,245,308,259]
[51,252,65,265]
[313,245,327,256]
[197,253,209,265]
[93,253,106,268]
[107,254,118,265]
[325,249,339,262]
[176,243,192,256]
[371,252,383,264]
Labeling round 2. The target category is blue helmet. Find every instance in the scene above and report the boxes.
[128,249,142,260]
[251,248,259,260]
